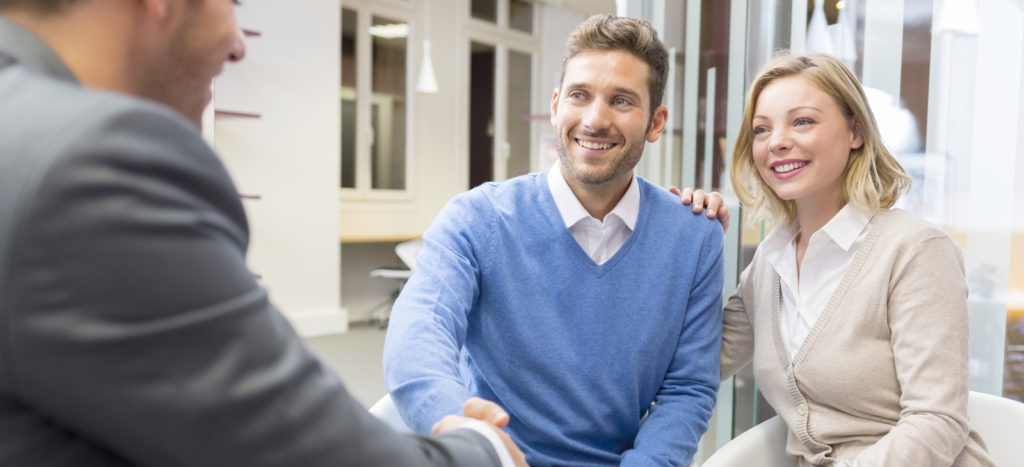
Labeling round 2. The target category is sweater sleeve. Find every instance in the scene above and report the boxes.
[841,234,972,467]
[721,264,755,380]
[620,224,724,466]
[383,193,490,434]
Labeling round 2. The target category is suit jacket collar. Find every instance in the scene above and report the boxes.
[0,15,78,84]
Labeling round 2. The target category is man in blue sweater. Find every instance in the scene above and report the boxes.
[384,14,724,466]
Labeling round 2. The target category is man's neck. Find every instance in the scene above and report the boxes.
[559,165,632,222]
[2,6,140,94]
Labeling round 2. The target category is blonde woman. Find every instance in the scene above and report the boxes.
[718,53,994,466]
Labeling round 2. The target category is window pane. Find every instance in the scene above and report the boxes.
[472,0,497,23]
[509,0,533,33]
[371,15,407,190]
[340,8,357,189]
[506,50,532,178]
[469,41,495,188]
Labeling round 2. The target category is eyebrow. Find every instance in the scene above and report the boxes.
[753,105,824,119]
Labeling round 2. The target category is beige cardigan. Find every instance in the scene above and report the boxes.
[721,209,994,466]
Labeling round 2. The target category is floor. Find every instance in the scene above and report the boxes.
[303,322,389,409]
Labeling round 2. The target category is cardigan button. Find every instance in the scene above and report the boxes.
[797,403,808,416]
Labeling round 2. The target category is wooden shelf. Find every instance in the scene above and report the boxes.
[215,109,262,119]
[519,113,550,121]
[242,28,262,38]
[341,235,420,243]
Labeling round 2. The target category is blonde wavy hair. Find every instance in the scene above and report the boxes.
[730,52,911,225]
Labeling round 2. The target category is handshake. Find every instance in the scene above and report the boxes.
[432,398,529,467]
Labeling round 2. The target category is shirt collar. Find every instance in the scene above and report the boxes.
[760,203,873,260]
[760,218,800,267]
[819,204,873,251]
[546,164,639,230]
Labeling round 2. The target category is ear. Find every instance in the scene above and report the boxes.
[850,118,864,150]
[549,87,560,126]
[141,0,187,27]
[646,105,669,143]
[140,0,170,21]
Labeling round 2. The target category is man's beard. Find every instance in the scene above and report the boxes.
[555,129,645,186]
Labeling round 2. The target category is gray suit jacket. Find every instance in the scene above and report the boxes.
[0,16,500,467]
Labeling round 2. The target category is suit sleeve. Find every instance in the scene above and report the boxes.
[842,234,972,467]
[382,193,488,433]
[621,222,724,466]
[3,105,500,467]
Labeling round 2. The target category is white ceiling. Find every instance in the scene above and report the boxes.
[536,0,617,19]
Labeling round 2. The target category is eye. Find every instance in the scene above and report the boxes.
[568,91,586,101]
[794,118,813,126]
[752,126,768,136]
[613,97,631,106]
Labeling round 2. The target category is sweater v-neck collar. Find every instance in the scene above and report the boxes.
[539,174,643,276]
[770,209,897,369]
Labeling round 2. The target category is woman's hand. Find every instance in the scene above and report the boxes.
[669,187,730,233]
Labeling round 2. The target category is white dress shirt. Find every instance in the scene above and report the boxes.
[761,204,876,357]
[547,166,639,265]
[460,420,517,467]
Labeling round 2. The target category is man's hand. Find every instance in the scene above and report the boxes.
[669,186,730,233]
[432,398,528,466]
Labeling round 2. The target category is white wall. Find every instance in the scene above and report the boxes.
[212,0,345,336]
[206,1,609,327]
[339,0,464,241]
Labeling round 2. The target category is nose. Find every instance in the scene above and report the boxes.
[768,127,791,153]
[581,99,611,133]
[229,28,247,63]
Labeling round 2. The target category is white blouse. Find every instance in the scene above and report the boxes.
[761,204,876,357]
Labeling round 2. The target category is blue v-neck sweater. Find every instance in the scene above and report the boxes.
[384,172,723,466]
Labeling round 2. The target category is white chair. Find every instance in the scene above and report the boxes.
[701,415,792,467]
[367,238,423,326]
[966,391,1024,466]
[369,393,413,433]
[700,391,1024,467]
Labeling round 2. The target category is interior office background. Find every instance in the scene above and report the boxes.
[203,0,1024,461]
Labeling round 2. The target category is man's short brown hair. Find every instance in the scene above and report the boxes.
[0,0,80,14]
[560,14,669,118]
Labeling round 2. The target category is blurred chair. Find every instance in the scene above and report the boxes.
[367,238,423,327]
[701,391,1024,467]
[701,414,791,467]
[369,393,413,433]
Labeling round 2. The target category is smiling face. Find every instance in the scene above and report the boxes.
[750,75,863,216]
[136,0,246,127]
[550,49,667,194]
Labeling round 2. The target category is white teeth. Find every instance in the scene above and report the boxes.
[577,139,615,150]
[773,161,808,173]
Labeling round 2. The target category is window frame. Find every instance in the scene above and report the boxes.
[456,0,541,185]
[340,0,416,202]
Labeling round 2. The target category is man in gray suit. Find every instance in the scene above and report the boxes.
[0,0,525,465]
